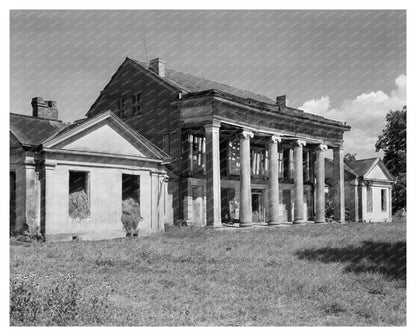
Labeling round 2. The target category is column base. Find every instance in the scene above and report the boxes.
[239,222,253,227]
[314,219,326,224]
[293,219,306,224]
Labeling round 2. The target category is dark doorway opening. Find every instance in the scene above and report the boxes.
[252,190,265,223]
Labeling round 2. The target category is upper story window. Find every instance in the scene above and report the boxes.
[117,97,126,117]
[191,134,206,175]
[251,145,268,178]
[229,140,240,175]
[132,93,142,115]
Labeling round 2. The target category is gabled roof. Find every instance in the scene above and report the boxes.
[87,58,349,130]
[10,113,67,147]
[43,111,170,162]
[10,111,170,162]
[128,58,275,105]
[346,157,394,181]
[346,158,379,177]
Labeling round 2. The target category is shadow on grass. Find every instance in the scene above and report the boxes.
[295,240,406,281]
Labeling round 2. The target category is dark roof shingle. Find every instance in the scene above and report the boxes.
[10,113,67,147]
[129,58,275,105]
[346,158,378,177]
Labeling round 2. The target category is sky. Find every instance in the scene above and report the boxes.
[10,10,406,158]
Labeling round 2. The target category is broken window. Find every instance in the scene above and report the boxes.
[228,139,240,175]
[117,97,126,118]
[69,171,90,219]
[191,134,206,175]
[122,174,140,203]
[251,146,268,178]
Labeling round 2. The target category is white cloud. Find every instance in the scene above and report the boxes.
[298,74,406,159]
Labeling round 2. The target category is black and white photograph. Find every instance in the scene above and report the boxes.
[7,5,408,327]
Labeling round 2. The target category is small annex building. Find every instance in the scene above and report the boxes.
[325,157,394,222]
[10,97,172,241]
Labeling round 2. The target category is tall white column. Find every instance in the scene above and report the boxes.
[315,144,327,223]
[239,129,254,226]
[268,135,281,225]
[293,140,306,224]
[333,146,345,223]
[204,122,222,227]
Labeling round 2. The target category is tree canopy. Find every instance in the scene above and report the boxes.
[375,106,406,212]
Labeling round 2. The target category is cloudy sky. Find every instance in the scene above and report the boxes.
[10,10,406,158]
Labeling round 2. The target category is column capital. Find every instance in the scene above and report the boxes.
[269,134,282,144]
[241,129,254,139]
[293,139,306,147]
[316,144,328,152]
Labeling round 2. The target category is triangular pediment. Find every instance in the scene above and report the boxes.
[43,112,168,161]
[366,162,390,181]
[60,123,146,157]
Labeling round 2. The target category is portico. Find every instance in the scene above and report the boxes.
[178,90,349,227]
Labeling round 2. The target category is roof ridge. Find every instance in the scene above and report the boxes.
[128,57,275,104]
[10,112,64,123]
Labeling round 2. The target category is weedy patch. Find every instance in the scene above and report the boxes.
[10,221,406,326]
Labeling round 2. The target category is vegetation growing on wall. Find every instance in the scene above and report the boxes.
[69,191,90,219]
[121,198,142,236]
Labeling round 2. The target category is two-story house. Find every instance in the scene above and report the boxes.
[86,57,351,227]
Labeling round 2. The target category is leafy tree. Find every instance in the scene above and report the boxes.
[344,153,357,164]
[375,106,406,213]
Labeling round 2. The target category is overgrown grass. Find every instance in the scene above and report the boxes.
[10,221,406,326]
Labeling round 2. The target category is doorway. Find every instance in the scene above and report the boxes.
[283,189,292,222]
[252,189,265,223]
[192,185,205,227]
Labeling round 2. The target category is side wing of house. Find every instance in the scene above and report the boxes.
[361,160,393,222]
[40,113,172,241]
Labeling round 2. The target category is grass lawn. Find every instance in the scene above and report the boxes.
[10,221,406,326]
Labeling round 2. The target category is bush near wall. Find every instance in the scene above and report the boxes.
[121,198,142,236]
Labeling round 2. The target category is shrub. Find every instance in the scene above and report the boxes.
[121,198,142,236]
[10,274,109,326]
[69,191,90,219]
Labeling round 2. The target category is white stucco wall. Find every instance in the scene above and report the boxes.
[361,183,392,222]
[44,160,169,241]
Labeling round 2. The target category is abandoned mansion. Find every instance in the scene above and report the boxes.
[10,57,394,240]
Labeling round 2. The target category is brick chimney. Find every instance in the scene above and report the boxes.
[276,95,286,109]
[149,58,165,77]
[31,97,59,120]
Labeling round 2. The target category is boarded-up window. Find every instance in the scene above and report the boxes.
[381,189,387,211]
[69,171,90,218]
[367,187,373,213]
